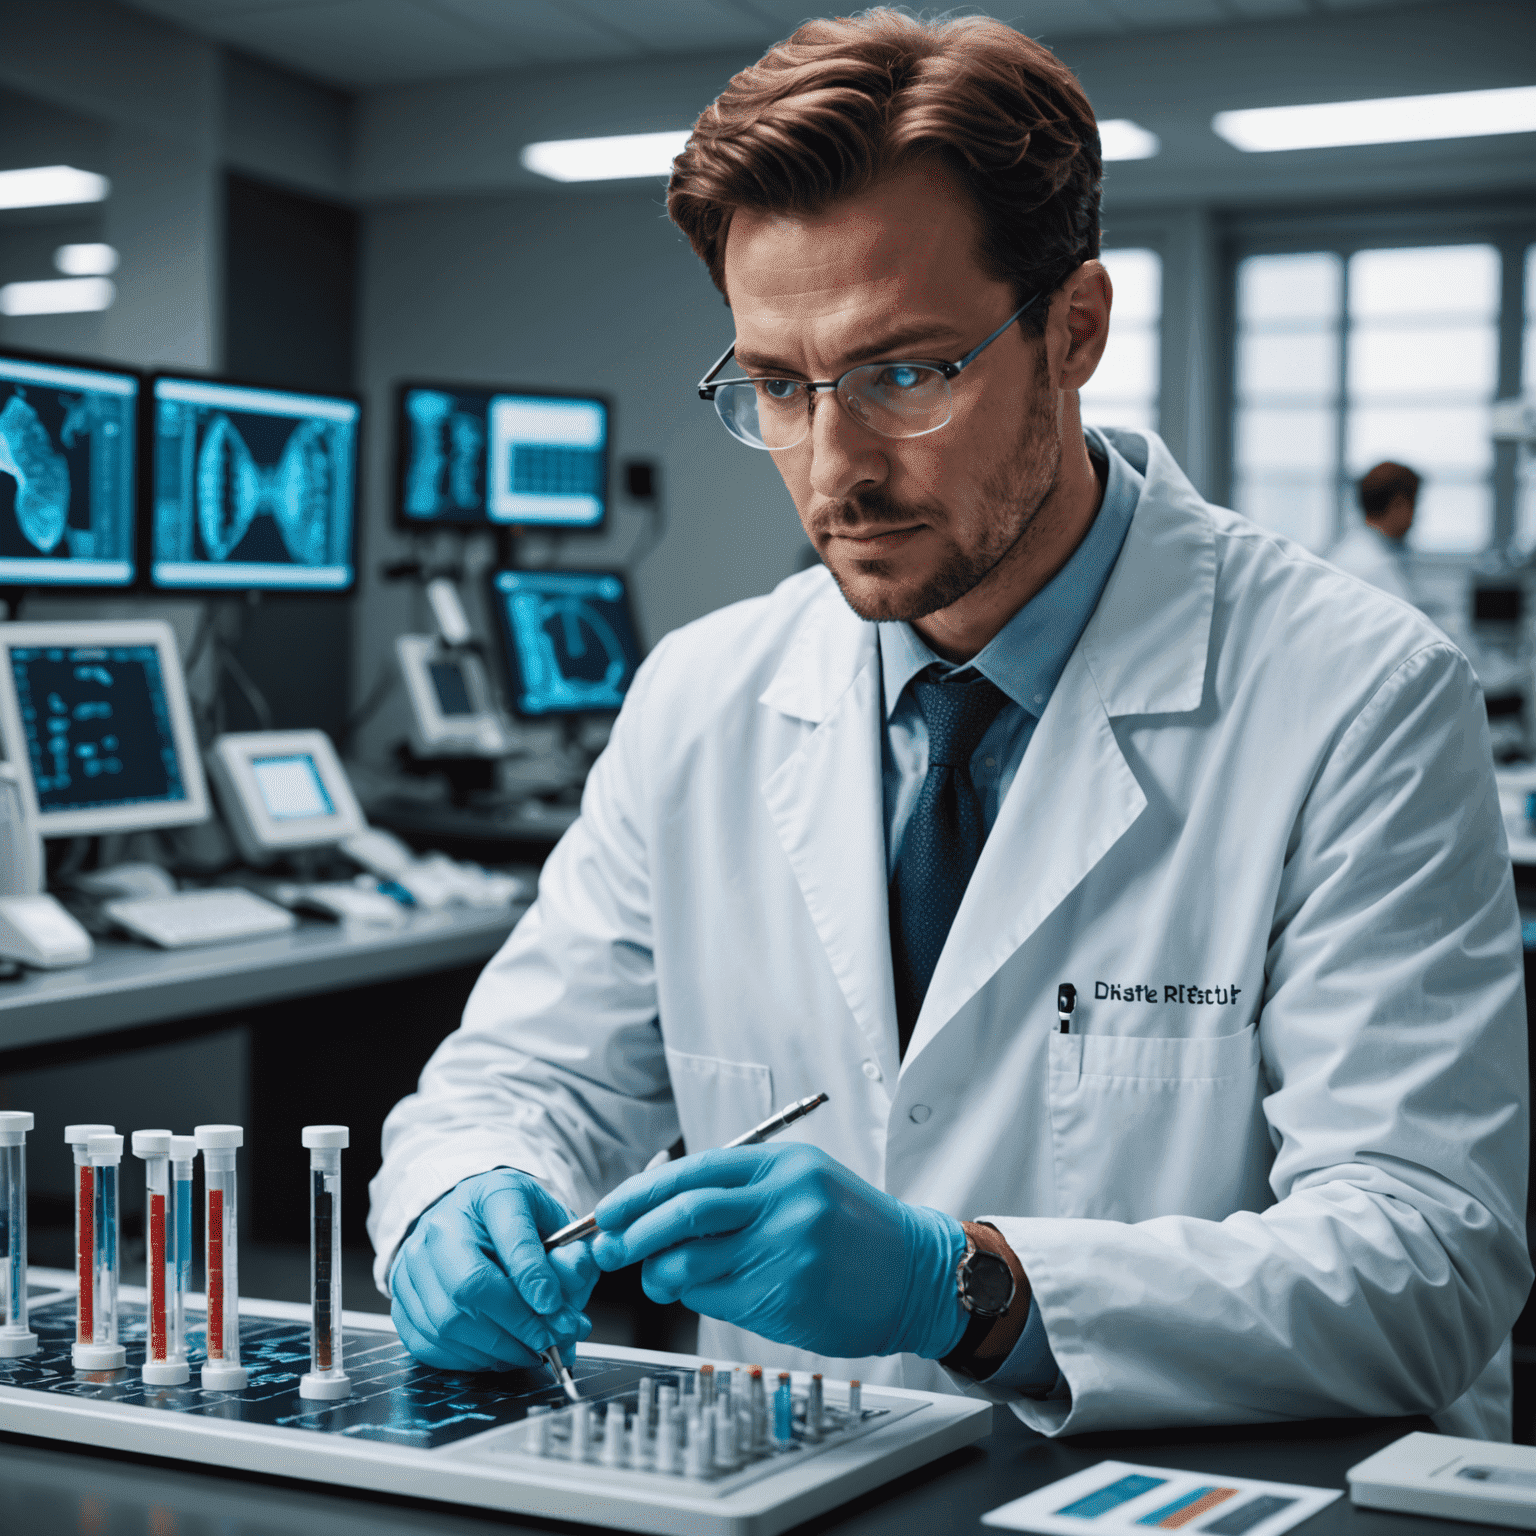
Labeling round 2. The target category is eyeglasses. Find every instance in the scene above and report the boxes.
[696,291,1042,452]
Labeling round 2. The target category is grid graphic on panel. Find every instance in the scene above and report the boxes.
[510,444,603,498]
[1079,248,1162,435]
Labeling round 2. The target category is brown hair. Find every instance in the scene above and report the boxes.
[1358,461,1422,517]
[667,8,1102,335]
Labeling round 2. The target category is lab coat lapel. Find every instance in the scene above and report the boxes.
[760,588,899,1082]
[903,440,1218,1068]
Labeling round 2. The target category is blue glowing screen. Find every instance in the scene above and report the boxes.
[10,644,188,816]
[491,569,641,717]
[399,385,606,529]
[151,376,358,592]
[0,354,137,588]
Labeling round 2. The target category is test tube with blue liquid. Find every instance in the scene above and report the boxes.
[300,1125,351,1400]
[74,1133,127,1370]
[0,1112,37,1357]
[170,1136,195,1366]
[132,1130,187,1385]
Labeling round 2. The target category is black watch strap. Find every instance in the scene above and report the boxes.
[941,1309,998,1378]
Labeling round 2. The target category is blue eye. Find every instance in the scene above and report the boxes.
[878,365,925,391]
[759,378,801,401]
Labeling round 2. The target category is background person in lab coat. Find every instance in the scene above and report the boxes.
[1327,461,1423,606]
[370,10,1529,1438]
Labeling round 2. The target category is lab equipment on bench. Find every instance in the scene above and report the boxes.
[1349,1432,1536,1530]
[0,1111,36,1358]
[131,1129,187,1386]
[395,634,510,758]
[196,1124,247,1391]
[148,373,359,593]
[0,348,139,590]
[72,1131,126,1371]
[104,886,296,950]
[300,1125,351,1401]
[206,728,365,865]
[396,382,609,531]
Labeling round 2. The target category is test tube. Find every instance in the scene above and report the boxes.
[299,1125,351,1400]
[0,1112,36,1357]
[64,1124,113,1365]
[74,1134,127,1370]
[196,1124,247,1390]
[773,1372,793,1445]
[848,1379,862,1418]
[169,1136,195,1367]
[131,1131,187,1385]
[698,1361,715,1409]
[807,1373,824,1439]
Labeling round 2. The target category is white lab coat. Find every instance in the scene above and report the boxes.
[1326,522,1421,608]
[371,429,1530,1440]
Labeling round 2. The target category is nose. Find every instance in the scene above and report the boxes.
[805,387,887,505]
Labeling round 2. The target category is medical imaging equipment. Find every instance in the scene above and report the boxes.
[148,374,360,593]
[0,349,138,589]
[488,567,642,717]
[206,729,366,866]
[396,382,608,531]
[395,636,510,758]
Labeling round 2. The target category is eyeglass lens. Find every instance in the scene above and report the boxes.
[714,363,953,450]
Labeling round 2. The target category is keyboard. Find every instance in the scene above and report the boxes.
[104,888,298,950]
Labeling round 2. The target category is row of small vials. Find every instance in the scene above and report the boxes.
[0,1113,352,1403]
[519,1366,864,1478]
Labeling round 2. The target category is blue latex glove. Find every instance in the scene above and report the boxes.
[591,1144,968,1361]
[391,1169,598,1372]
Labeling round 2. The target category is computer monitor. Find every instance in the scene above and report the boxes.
[149,373,360,592]
[488,568,642,717]
[397,383,608,531]
[0,350,138,589]
[206,729,364,864]
[395,635,509,757]
[0,620,210,837]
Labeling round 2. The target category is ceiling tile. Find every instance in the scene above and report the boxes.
[423,0,641,65]
[578,0,779,53]
[1099,0,1230,25]
[1219,0,1311,16]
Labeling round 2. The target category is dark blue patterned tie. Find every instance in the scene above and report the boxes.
[889,669,1011,1054]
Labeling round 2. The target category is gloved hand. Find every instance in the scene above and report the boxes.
[391,1169,598,1372]
[590,1143,968,1361]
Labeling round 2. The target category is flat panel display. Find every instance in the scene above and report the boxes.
[150,375,359,592]
[489,568,641,717]
[397,383,607,530]
[0,351,137,588]
[251,752,334,821]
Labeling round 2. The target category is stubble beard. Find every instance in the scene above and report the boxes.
[813,364,1063,624]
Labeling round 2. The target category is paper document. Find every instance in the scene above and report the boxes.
[983,1459,1340,1536]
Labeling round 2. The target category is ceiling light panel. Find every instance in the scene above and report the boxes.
[521,131,692,183]
[54,244,119,277]
[0,278,116,317]
[1099,119,1160,160]
[1214,85,1536,153]
[0,166,110,211]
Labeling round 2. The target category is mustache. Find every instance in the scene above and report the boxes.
[810,490,942,536]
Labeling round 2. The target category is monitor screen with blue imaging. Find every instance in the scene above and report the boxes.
[489,568,641,717]
[398,384,608,530]
[0,351,138,588]
[150,375,359,592]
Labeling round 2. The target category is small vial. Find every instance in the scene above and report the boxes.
[656,1382,676,1425]
[848,1379,862,1418]
[698,1361,715,1410]
[526,1403,552,1455]
[65,1124,113,1365]
[299,1125,351,1400]
[637,1374,655,1436]
[655,1405,680,1475]
[169,1137,195,1365]
[685,1408,712,1478]
[773,1372,793,1445]
[0,1112,37,1357]
[807,1373,824,1439]
[74,1134,127,1370]
[602,1402,626,1467]
[571,1401,592,1461]
[132,1131,187,1385]
[713,1401,738,1471]
[196,1124,247,1390]
[748,1366,766,1451]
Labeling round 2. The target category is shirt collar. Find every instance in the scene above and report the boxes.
[879,426,1143,719]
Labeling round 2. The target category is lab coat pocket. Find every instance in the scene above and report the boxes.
[664,1048,774,1156]
[1046,1025,1269,1223]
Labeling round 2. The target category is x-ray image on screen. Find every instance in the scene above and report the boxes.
[151,376,358,592]
[0,353,137,588]
[490,568,641,717]
[397,384,607,530]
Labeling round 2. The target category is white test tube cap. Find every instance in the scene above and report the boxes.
[194,1124,243,1150]
[87,1133,123,1161]
[131,1130,172,1158]
[169,1135,196,1162]
[301,1125,349,1149]
[64,1123,113,1145]
[0,1111,33,1147]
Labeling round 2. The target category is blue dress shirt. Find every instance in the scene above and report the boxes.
[876,427,1143,1395]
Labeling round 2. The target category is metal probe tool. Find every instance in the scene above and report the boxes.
[541,1344,581,1402]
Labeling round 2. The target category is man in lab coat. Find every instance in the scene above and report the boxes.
[1327,461,1423,607]
[370,11,1529,1438]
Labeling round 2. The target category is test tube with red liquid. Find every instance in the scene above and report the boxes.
[132,1130,187,1385]
[0,1111,37,1358]
[299,1125,351,1400]
[65,1123,120,1370]
[196,1124,247,1390]
[75,1133,127,1370]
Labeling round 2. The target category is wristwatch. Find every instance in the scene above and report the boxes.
[941,1230,1016,1377]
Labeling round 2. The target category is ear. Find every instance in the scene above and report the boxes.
[1047,261,1112,393]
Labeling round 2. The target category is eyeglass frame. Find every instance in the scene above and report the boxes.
[695,287,1044,447]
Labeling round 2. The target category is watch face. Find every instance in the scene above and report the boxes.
[964,1250,1015,1317]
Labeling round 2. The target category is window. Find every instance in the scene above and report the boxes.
[1080,248,1161,434]
[1232,241,1504,554]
